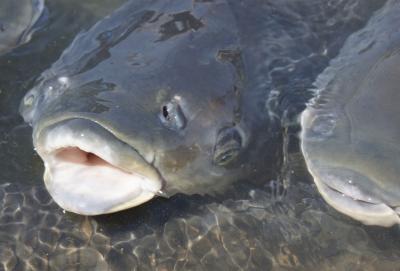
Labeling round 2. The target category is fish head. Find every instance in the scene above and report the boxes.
[0,0,44,55]
[301,0,400,226]
[20,0,260,215]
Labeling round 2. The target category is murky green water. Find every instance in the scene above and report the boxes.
[1,0,399,270]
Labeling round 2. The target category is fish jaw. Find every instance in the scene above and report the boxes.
[35,119,163,215]
[300,109,400,227]
[306,163,400,227]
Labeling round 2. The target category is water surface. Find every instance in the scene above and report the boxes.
[1,0,400,270]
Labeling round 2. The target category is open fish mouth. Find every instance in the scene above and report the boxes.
[35,118,163,215]
[307,165,400,227]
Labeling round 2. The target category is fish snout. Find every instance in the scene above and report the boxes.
[20,76,71,125]
[35,118,163,215]
[309,165,400,226]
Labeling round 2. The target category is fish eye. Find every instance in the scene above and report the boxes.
[159,101,186,130]
[213,126,242,166]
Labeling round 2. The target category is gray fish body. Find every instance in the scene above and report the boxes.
[301,0,400,226]
[20,0,384,215]
[0,0,44,55]
[21,0,275,214]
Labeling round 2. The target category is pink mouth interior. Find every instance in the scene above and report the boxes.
[55,147,112,167]
[37,119,163,215]
[44,146,161,215]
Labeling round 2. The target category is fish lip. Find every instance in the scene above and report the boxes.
[323,180,400,215]
[309,167,400,226]
[37,118,156,172]
[300,115,400,226]
[34,118,164,215]
[322,181,379,205]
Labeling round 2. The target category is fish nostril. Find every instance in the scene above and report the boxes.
[20,91,39,125]
[23,94,35,107]
[162,105,169,119]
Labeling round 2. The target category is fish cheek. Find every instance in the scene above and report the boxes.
[159,145,201,173]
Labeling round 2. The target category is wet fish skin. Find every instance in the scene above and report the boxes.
[0,0,44,55]
[19,0,387,215]
[301,0,400,226]
[20,0,277,214]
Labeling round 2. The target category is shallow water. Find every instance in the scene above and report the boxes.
[1,0,400,270]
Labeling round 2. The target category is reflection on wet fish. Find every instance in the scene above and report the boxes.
[0,0,44,55]
[20,0,278,215]
[19,0,387,218]
[5,0,400,269]
[301,0,400,226]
